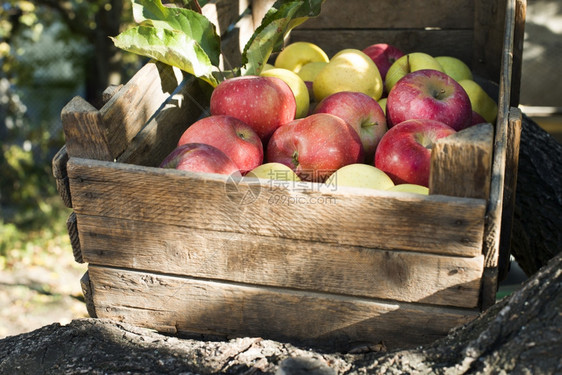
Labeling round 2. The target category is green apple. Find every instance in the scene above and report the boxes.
[262,63,275,72]
[325,163,394,191]
[297,61,327,103]
[313,49,383,102]
[385,52,444,92]
[274,41,330,73]
[435,56,473,82]
[387,183,429,195]
[459,79,498,123]
[249,162,300,181]
[378,97,387,115]
[297,61,327,82]
[261,68,310,119]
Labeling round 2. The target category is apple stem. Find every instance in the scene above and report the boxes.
[291,150,299,167]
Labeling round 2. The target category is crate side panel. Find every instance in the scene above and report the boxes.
[301,0,474,29]
[79,215,484,308]
[99,62,184,160]
[117,76,211,167]
[88,265,478,351]
[67,159,486,257]
[289,29,473,64]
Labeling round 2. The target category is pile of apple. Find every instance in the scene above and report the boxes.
[160,41,498,194]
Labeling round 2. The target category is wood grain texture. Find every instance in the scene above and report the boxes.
[429,123,494,199]
[497,107,522,282]
[219,13,256,70]
[67,158,486,257]
[66,212,82,264]
[78,215,484,308]
[481,0,519,310]
[52,145,72,208]
[87,265,479,351]
[202,0,251,36]
[98,61,184,160]
[61,96,112,161]
[300,0,474,29]
[117,76,211,167]
[472,0,507,82]
[288,29,473,62]
[510,0,526,106]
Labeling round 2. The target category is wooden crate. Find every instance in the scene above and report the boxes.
[52,0,526,351]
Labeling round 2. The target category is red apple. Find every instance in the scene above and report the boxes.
[313,91,387,163]
[386,69,472,131]
[210,75,296,141]
[177,115,263,174]
[160,143,241,177]
[362,43,405,81]
[470,110,487,126]
[374,119,456,187]
[267,113,364,182]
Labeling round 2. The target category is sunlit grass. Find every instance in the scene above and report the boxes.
[0,196,73,271]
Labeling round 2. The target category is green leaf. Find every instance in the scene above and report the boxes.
[111,25,219,87]
[241,0,325,76]
[131,0,221,66]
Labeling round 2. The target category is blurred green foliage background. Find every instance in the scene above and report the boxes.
[0,0,142,269]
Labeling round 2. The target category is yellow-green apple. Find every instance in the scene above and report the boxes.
[274,41,329,72]
[386,69,472,131]
[374,119,456,187]
[313,91,387,163]
[297,61,327,101]
[267,114,364,182]
[458,79,498,123]
[210,75,296,141]
[362,43,405,81]
[378,98,387,115]
[313,49,383,102]
[435,56,473,82]
[387,183,429,195]
[249,162,300,182]
[324,163,394,191]
[177,115,263,175]
[260,67,310,119]
[262,63,275,72]
[160,143,241,176]
[385,52,444,92]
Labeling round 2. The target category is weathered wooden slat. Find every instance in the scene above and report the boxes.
[61,62,183,161]
[202,0,251,36]
[117,76,211,167]
[98,62,184,160]
[481,0,518,309]
[61,96,113,161]
[52,145,72,208]
[300,0,474,29]
[429,123,494,199]
[219,12,256,71]
[288,29,473,62]
[79,215,484,308]
[66,212,83,264]
[251,0,276,27]
[87,266,479,351]
[80,271,97,318]
[497,107,522,282]
[472,0,508,83]
[67,158,486,257]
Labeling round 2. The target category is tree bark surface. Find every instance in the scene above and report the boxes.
[510,114,562,276]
